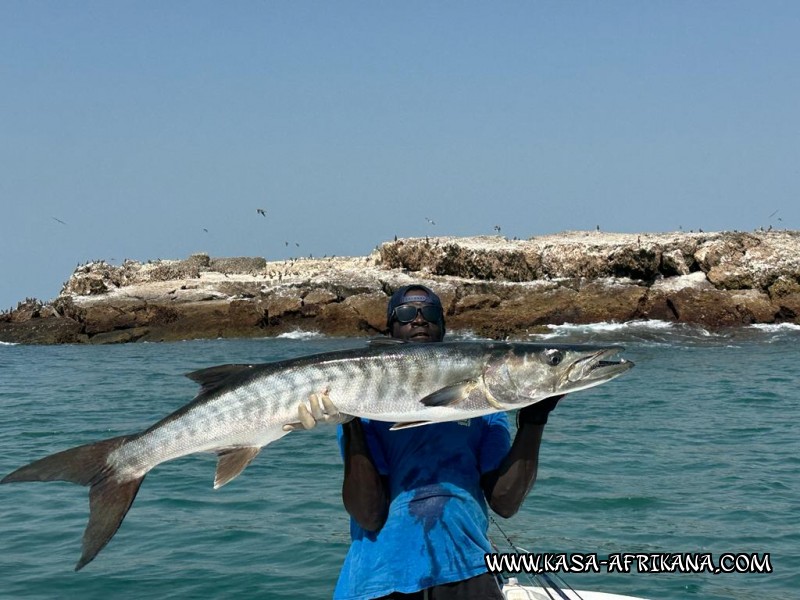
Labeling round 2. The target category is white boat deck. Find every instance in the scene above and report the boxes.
[502,580,648,600]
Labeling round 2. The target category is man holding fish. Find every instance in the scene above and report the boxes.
[3,284,632,575]
[291,285,562,600]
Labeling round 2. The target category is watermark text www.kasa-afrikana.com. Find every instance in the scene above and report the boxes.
[485,552,773,575]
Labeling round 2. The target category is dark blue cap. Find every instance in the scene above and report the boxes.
[386,284,445,332]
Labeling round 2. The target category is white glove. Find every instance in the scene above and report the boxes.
[282,390,354,432]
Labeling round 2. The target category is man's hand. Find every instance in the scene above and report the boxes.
[282,390,354,432]
[516,394,564,427]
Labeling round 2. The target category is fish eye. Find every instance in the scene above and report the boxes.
[545,349,563,366]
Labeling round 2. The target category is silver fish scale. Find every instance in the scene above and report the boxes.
[306,345,488,419]
[108,344,494,479]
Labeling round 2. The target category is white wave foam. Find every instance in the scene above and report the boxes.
[448,329,491,341]
[276,329,325,340]
[524,319,729,347]
[750,323,800,333]
[531,320,692,338]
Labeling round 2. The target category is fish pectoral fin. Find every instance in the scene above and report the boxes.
[419,380,505,410]
[214,447,261,489]
[390,421,435,430]
[367,338,408,347]
[419,380,480,407]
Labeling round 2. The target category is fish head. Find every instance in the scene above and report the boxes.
[484,343,634,406]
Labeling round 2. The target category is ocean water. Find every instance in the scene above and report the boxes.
[1,323,798,600]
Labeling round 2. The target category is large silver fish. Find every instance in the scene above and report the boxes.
[2,340,633,570]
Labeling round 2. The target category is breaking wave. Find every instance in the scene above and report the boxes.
[525,319,800,347]
[750,322,800,333]
[276,329,325,340]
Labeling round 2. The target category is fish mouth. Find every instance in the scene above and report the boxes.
[567,346,634,385]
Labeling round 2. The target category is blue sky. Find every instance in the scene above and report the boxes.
[2,2,798,309]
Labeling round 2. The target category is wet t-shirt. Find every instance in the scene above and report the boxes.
[333,415,511,600]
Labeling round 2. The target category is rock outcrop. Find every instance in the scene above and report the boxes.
[2,231,799,344]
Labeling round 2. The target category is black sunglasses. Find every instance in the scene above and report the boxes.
[392,304,443,324]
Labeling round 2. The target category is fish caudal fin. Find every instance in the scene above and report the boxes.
[81,474,144,570]
[1,435,144,571]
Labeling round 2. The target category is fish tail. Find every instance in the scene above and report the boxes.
[1,435,145,571]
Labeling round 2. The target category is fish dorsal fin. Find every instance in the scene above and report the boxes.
[419,380,479,407]
[185,364,255,396]
[390,421,435,430]
[368,338,409,347]
[214,447,261,489]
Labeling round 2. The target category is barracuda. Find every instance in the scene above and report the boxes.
[2,340,633,570]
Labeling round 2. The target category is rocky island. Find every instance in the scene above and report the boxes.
[2,230,799,345]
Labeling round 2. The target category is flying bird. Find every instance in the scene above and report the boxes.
[425,217,436,226]
[257,208,267,217]
[493,225,502,233]
[52,217,67,225]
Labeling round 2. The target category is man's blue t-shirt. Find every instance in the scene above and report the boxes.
[334,414,511,600]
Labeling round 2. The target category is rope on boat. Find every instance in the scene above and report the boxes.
[489,515,585,600]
